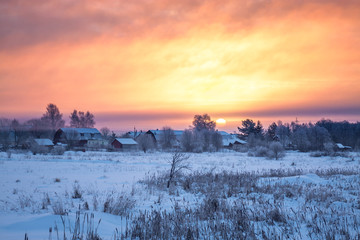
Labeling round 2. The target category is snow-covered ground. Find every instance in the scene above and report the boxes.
[0,150,359,239]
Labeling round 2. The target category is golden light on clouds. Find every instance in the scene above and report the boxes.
[0,0,359,130]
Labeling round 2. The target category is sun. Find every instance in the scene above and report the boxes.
[216,118,226,125]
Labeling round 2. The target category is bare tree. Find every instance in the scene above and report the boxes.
[11,119,28,148]
[136,134,155,153]
[167,152,190,188]
[211,131,223,151]
[26,118,52,139]
[159,127,176,150]
[80,111,95,128]
[0,118,12,151]
[70,110,81,128]
[192,114,216,131]
[41,103,65,131]
[69,110,95,128]
[100,127,111,138]
[180,129,194,152]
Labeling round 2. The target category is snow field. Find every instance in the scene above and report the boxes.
[0,150,359,239]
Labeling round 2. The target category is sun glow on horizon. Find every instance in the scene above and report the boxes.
[216,118,226,125]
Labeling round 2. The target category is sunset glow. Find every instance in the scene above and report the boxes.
[1,0,359,131]
[216,119,226,125]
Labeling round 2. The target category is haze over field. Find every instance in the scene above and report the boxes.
[1,0,359,130]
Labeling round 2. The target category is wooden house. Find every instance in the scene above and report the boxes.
[53,128,102,147]
[111,138,138,151]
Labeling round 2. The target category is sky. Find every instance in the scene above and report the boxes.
[1,0,359,132]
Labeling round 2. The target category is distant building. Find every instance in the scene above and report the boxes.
[111,138,138,151]
[146,130,184,142]
[53,128,102,147]
[33,138,54,147]
[87,139,109,149]
[220,132,247,149]
[145,130,183,147]
[27,138,54,152]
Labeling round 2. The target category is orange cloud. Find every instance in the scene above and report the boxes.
[0,0,359,130]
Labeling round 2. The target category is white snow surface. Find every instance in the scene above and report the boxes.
[0,150,359,239]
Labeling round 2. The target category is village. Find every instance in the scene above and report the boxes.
[1,126,246,153]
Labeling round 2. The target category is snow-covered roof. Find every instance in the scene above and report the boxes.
[148,130,184,140]
[335,143,351,149]
[115,138,138,145]
[59,128,102,141]
[34,139,54,146]
[218,131,231,136]
[222,135,246,146]
[127,131,144,138]
[61,128,101,134]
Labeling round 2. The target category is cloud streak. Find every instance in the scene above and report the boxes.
[2,0,359,49]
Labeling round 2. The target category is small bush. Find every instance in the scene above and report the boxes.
[41,193,51,209]
[18,194,35,209]
[72,183,82,199]
[254,146,269,157]
[103,194,136,216]
[52,199,67,215]
[266,207,286,224]
[268,142,285,160]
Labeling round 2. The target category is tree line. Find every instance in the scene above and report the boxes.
[1,103,359,153]
[0,103,95,149]
[238,118,360,152]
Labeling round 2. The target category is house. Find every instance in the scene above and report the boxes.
[53,128,102,147]
[220,132,247,149]
[87,139,109,149]
[33,138,54,147]
[145,130,184,147]
[28,138,54,153]
[111,138,138,151]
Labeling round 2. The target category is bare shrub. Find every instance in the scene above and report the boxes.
[72,183,82,199]
[52,199,67,215]
[127,200,253,239]
[167,152,190,188]
[50,210,101,240]
[93,196,98,211]
[136,134,155,153]
[18,194,35,209]
[305,186,344,203]
[180,129,194,152]
[41,193,51,210]
[266,207,287,224]
[260,168,303,178]
[159,127,176,150]
[268,142,285,160]
[253,146,269,157]
[103,194,136,216]
[315,168,360,176]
